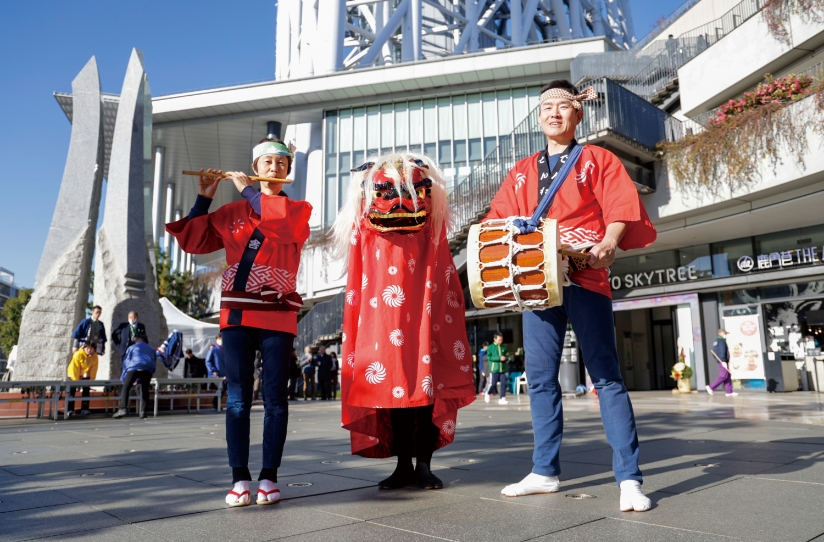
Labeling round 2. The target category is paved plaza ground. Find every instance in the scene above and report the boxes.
[3,391,824,541]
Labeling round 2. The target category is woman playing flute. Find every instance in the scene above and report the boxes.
[166,138,312,507]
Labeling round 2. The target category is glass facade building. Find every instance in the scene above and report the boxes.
[323,86,542,225]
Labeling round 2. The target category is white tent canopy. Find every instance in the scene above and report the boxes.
[160,298,220,375]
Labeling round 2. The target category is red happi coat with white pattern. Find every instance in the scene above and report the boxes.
[166,195,312,334]
[341,221,476,458]
[486,145,657,298]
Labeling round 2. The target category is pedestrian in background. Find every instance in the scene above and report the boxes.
[112,311,148,358]
[706,328,738,397]
[252,350,263,402]
[288,348,301,401]
[113,337,158,419]
[315,346,333,400]
[207,333,226,409]
[484,333,509,405]
[329,351,339,400]
[66,343,97,417]
[300,346,316,400]
[183,349,207,378]
[71,305,107,358]
[476,341,489,394]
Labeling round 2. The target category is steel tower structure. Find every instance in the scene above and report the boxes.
[275,0,636,80]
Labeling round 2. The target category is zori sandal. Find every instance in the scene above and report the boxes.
[226,489,251,507]
[257,487,281,505]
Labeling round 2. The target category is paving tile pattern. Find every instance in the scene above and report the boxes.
[3,391,824,541]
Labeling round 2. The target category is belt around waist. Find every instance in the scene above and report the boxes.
[220,290,303,312]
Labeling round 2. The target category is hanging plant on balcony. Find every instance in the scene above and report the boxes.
[762,0,824,44]
[659,73,824,195]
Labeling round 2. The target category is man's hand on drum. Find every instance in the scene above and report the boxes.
[589,222,627,269]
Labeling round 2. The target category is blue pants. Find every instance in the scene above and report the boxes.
[485,372,507,398]
[523,285,642,485]
[222,326,293,478]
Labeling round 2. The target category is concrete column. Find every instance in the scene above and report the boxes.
[184,252,192,275]
[569,0,584,38]
[411,0,422,60]
[173,209,182,272]
[163,182,174,254]
[511,0,523,45]
[317,0,344,73]
[550,0,572,39]
[151,146,165,244]
[275,0,291,79]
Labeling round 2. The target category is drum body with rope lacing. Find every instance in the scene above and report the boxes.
[467,218,564,312]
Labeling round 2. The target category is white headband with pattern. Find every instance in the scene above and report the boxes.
[539,86,598,110]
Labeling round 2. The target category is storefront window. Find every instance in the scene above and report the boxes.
[710,236,754,277]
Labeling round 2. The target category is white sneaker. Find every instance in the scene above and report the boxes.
[619,480,651,512]
[501,473,560,497]
[726,392,739,397]
[705,385,714,396]
[498,398,509,405]
[484,393,490,403]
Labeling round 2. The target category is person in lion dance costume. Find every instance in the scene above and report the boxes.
[332,152,476,490]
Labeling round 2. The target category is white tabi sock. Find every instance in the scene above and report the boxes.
[501,473,560,497]
[619,480,651,512]
[257,479,281,504]
[225,480,251,506]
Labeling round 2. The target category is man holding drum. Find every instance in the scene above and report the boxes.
[484,79,657,512]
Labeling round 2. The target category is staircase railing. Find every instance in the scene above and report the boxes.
[296,291,344,351]
[624,0,764,102]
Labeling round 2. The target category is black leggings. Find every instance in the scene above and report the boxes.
[120,370,152,411]
[390,405,439,464]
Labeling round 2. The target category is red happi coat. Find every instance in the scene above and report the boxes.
[341,221,476,458]
[486,145,656,298]
[166,195,312,334]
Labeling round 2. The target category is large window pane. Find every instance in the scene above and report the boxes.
[439,140,452,167]
[482,91,497,138]
[424,142,436,160]
[467,93,481,139]
[437,97,452,140]
[423,99,437,144]
[366,105,380,150]
[483,136,497,158]
[527,85,541,112]
[339,109,352,153]
[352,151,364,169]
[454,139,467,167]
[353,107,366,152]
[409,100,422,147]
[324,174,336,225]
[453,95,467,141]
[468,138,482,162]
[395,103,408,148]
[497,89,512,136]
[678,244,713,279]
[711,237,754,278]
[325,111,338,154]
[513,89,528,127]
[380,103,393,149]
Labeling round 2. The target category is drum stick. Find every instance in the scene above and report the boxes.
[182,170,292,184]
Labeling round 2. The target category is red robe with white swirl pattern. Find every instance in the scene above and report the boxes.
[341,220,476,458]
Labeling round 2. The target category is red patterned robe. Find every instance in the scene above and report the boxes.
[341,221,476,458]
[486,145,656,298]
[166,194,312,333]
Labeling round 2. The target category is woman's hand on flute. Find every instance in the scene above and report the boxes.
[198,168,223,199]
[225,171,255,194]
